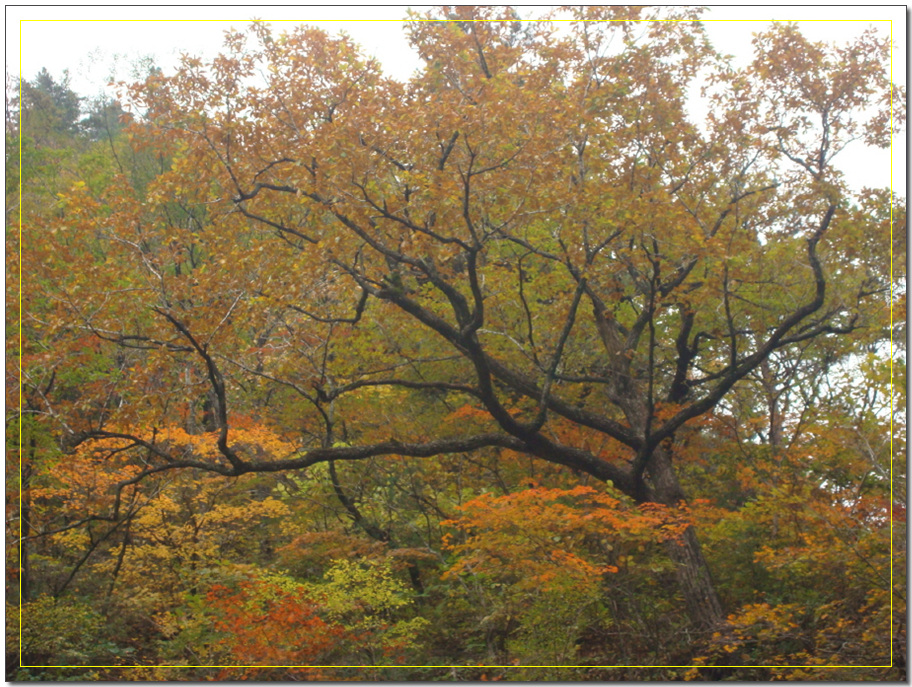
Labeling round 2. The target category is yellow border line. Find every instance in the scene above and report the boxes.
[18,16,24,676]
[15,13,899,675]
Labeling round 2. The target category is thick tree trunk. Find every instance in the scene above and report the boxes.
[19,495,31,604]
[664,526,725,631]
[19,457,33,604]
[647,446,725,631]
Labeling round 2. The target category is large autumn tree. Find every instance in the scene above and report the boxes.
[23,5,902,638]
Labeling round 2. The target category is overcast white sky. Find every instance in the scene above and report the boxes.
[7,5,906,192]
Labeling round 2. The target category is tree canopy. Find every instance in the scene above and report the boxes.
[9,7,906,680]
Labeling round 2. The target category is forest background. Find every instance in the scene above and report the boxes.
[6,5,907,680]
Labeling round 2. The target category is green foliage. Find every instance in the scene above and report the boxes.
[9,595,105,667]
[19,68,82,141]
[314,559,430,668]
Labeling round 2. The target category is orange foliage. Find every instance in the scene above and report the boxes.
[442,485,692,592]
[203,578,346,680]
